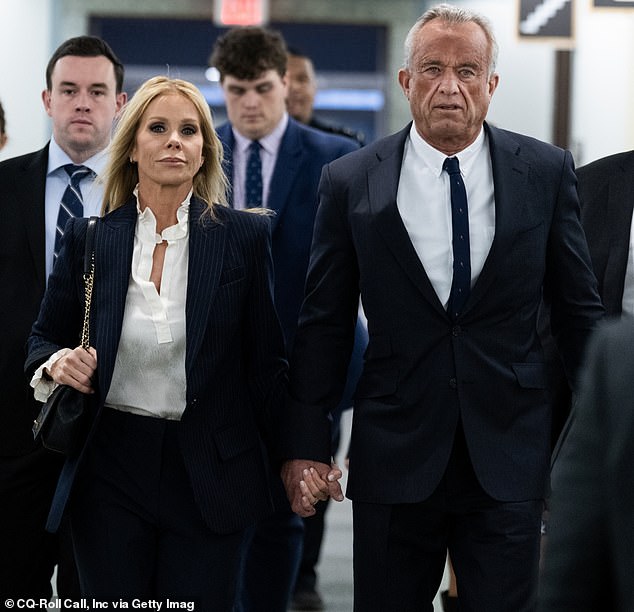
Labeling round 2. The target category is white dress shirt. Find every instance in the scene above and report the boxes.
[397,125,495,310]
[45,138,107,280]
[231,113,288,209]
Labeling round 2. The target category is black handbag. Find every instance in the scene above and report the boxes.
[32,217,98,456]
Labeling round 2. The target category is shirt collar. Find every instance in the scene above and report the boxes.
[232,112,289,156]
[133,185,190,244]
[47,137,109,178]
[408,124,487,178]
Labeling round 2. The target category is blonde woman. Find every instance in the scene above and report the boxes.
[26,76,293,608]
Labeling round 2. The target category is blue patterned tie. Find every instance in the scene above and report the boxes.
[444,157,471,319]
[54,164,92,260]
[245,140,263,207]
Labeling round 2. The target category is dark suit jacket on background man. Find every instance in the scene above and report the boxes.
[577,150,634,317]
[217,118,358,347]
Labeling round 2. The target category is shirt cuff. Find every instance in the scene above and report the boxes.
[30,348,72,402]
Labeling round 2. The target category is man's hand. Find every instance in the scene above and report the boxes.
[281,459,344,517]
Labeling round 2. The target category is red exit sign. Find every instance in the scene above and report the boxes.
[214,0,269,25]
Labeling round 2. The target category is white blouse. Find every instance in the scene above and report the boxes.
[105,194,189,420]
[32,192,190,421]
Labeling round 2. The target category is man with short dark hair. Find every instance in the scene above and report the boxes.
[286,46,365,147]
[210,26,362,612]
[0,35,126,602]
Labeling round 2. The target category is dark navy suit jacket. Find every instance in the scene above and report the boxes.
[217,117,359,350]
[284,122,604,504]
[26,198,288,533]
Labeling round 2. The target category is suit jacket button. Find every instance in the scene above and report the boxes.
[452,325,462,337]
[449,377,457,389]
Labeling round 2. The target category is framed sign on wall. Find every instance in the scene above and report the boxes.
[518,0,574,42]
[593,0,634,7]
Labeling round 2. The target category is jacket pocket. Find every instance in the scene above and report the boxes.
[511,362,547,389]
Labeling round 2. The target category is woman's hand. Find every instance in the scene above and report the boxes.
[47,346,98,394]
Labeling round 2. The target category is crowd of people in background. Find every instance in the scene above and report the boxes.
[1,2,633,612]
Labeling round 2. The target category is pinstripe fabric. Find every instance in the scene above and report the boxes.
[26,197,288,534]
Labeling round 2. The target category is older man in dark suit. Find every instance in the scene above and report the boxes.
[281,4,604,612]
[0,36,125,602]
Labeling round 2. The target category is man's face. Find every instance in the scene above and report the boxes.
[398,20,498,155]
[42,55,126,162]
[221,69,288,140]
[286,55,317,124]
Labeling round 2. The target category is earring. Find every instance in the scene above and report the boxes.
[129,156,136,164]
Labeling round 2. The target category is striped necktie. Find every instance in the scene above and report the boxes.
[54,164,92,260]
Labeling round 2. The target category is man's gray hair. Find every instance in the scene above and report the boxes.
[403,3,499,77]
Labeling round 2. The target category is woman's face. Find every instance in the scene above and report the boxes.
[131,92,205,192]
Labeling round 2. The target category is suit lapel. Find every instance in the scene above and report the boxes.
[267,120,303,230]
[369,126,447,316]
[92,201,136,398]
[464,125,530,312]
[218,124,235,208]
[185,199,226,381]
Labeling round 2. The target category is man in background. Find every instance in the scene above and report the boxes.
[0,36,126,603]
[539,145,634,611]
[286,46,365,147]
[210,26,361,612]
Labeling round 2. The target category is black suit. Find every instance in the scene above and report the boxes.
[0,146,79,601]
[577,150,634,317]
[539,316,634,611]
[284,123,603,611]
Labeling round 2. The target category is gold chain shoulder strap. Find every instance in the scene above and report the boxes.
[80,217,97,350]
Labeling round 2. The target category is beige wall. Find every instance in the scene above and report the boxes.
[6,1,633,163]
[56,0,424,134]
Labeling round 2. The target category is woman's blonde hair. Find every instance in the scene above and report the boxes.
[102,76,228,217]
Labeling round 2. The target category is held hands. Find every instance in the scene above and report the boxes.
[281,459,344,517]
[47,346,98,394]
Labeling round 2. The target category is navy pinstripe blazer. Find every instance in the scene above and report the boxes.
[26,197,288,533]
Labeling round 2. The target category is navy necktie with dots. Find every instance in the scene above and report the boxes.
[443,156,471,319]
[245,140,263,207]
